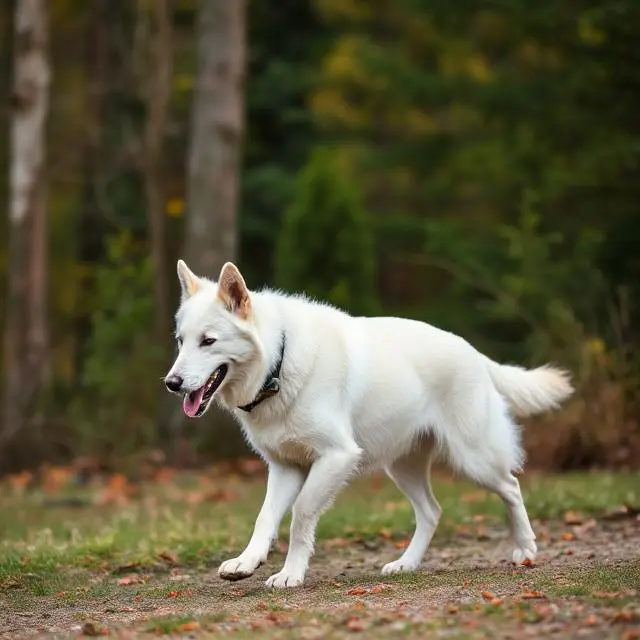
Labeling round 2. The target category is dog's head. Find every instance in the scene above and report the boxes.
[164,260,263,417]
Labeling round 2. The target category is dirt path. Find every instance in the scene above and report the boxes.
[1,516,638,639]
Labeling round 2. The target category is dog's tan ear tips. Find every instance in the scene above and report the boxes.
[177,259,201,300]
[218,262,251,319]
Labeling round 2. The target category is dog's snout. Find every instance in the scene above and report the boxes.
[165,374,183,393]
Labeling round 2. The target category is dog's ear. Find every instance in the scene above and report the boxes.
[177,259,201,300]
[217,262,251,319]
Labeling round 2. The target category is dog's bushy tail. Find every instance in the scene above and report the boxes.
[484,357,574,417]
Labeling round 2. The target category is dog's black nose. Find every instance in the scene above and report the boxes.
[165,375,183,393]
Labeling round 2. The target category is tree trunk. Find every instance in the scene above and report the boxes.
[185,0,246,277]
[177,0,247,455]
[143,0,172,341]
[141,0,173,440]
[2,0,50,446]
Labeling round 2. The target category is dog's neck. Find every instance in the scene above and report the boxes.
[237,332,285,413]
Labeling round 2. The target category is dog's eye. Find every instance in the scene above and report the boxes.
[200,337,216,347]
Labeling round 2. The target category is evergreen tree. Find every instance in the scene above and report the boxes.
[276,147,377,315]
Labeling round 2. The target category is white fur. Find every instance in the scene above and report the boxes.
[166,262,574,588]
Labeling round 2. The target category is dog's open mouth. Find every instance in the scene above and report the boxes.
[182,364,228,418]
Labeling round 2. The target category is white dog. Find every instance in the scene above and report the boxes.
[165,260,573,588]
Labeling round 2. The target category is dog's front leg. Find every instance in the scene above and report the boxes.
[265,445,362,588]
[218,461,304,581]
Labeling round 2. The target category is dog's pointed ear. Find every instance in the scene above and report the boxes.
[177,259,201,300]
[217,262,251,319]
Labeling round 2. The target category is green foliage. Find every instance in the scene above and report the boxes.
[424,191,606,366]
[275,147,377,315]
[70,232,162,456]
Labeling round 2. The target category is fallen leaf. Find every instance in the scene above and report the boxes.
[378,527,392,540]
[447,604,459,614]
[490,597,504,606]
[394,539,410,549]
[325,537,350,549]
[593,591,620,599]
[481,591,496,600]
[81,621,108,637]
[347,586,368,596]
[370,584,391,594]
[167,590,179,598]
[602,505,640,521]
[561,532,575,541]
[563,510,585,525]
[175,621,199,632]
[521,557,535,567]
[612,609,639,623]
[158,551,179,564]
[585,614,598,626]
[117,574,144,586]
[345,616,364,632]
[520,590,546,600]
[574,519,597,537]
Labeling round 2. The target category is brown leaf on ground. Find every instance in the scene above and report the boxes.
[95,474,132,506]
[562,531,576,541]
[158,550,179,564]
[520,590,546,600]
[481,591,496,600]
[370,584,391,594]
[175,621,199,632]
[602,504,640,521]
[117,574,144,586]
[378,527,392,540]
[490,597,505,606]
[345,616,364,632]
[521,557,535,567]
[563,510,585,525]
[235,457,266,477]
[81,621,108,637]
[611,609,639,623]
[325,537,351,549]
[41,464,73,495]
[394,539,410,549]
[347,586,368,596]
[6,470,32,493]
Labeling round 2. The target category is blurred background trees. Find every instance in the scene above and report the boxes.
[0,0,638,473]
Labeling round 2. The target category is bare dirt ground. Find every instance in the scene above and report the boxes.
[2,515,638,639]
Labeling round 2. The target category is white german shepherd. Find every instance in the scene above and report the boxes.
[165,260,573,588]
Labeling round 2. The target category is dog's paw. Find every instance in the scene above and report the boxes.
[381,558,420,575]
[512,538,537,566]
[218,555,262,581]
[265,570,304,588]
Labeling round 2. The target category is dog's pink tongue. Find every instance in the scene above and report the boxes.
[183,386,205,417]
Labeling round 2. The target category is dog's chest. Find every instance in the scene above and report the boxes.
[242,421,316,469]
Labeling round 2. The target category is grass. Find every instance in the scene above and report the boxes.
[0,469,638,637]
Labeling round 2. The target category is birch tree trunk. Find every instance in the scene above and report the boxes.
[2,0,51,446]
[185,0,247,277]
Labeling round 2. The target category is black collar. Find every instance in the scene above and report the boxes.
[238,333,285,413]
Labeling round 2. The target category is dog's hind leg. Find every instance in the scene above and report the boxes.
[480,472,537,565]
[442,397,537,566]
[381,438,441,575]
